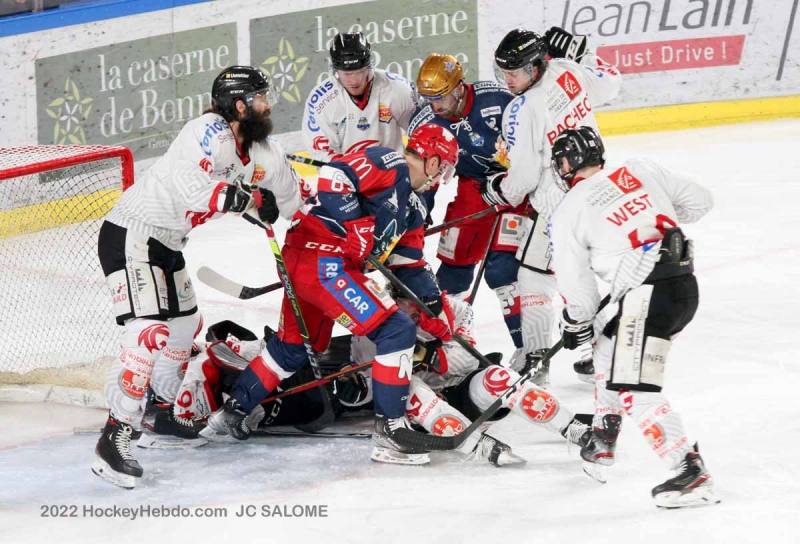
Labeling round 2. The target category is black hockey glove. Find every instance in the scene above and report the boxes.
[333,371,371,408]
[221,182,254,214]
[480,172,510,208]
[544,26,587,62]
[252,188,280,224]
[206,320,259,343]
[560,309,593,350]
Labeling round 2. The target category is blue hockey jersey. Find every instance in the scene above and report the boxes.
[408,81,514,185]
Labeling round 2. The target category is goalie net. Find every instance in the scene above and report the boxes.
[0,145,134,406]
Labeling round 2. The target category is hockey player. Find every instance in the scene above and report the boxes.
[302,32,418,163]
[93,66,303,489]
[549,127,719,508]
[350,288,591,460]
[410,54,536,372]
[178,319,523,467]
[204,123,460,466]
[482,28,621,384]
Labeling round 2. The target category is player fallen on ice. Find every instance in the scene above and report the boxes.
[203,124,460,466]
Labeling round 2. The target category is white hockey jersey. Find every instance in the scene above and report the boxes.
[549,158,714,322]
[351,295,479,391]
[107,112,302,251]
[499,53,621,216]
[301,69,417,162]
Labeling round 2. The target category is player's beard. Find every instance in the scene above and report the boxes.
[239,109,273,146]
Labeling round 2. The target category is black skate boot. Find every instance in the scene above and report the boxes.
[201,397,251,441]
[371,415,430,466]
[92,416,143,489]
[138,406,208,449]
[580,414,622,483]
[470,433,526,467]
[652,444,720,508]
[562,416,591,447]
[573,358,595,384]
[512,349,549,387]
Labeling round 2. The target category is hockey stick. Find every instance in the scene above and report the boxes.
[366,256,497,370]
[197,266,282,300]
[285,153,328,168]
[466,211,502,304]
[368,256,610,452]
[260,360,372,404]
[423,205,501,237]
[243,214,323,380]
[253,428,371,439]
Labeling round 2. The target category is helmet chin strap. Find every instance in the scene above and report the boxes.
[416,159,438,192]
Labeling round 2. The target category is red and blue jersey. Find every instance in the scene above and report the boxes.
[303,146,410,259]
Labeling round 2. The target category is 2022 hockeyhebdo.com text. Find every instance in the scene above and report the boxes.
[39,503,330,520]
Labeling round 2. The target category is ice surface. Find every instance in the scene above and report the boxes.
[2,120,799,543]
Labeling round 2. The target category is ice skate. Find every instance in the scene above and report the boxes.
[580,414,622,484]
[469,433,526,467]
[138,407,208,449]
[652,444,720,509]
[371,415,430,466]
[201,397,251,441]
[92,416,143,490]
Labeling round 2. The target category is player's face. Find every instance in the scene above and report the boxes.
[238,93,273,143]
[337,67,371,96]
[427,93,460,118]
[499,67,534,94]
[396,298,420,325]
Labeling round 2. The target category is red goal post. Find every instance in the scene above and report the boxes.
[0,145,134,406]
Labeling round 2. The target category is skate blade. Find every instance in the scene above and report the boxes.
[136,433,208,449]
[198,426,239,442]
[582,460,608,484]
[494,451,528,467]
[654,486,721,509]
[371,446,430,466]
[91,458,138,490]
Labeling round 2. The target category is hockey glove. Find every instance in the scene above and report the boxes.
[480,172,511,208]
[342,217,376,260]
[544,26,588,62]
[298,177,317,203]
[418,295,452,342]
[560,309,593,350]
[333,370,372,408]
[250,188,280,224]
[221,182,254,214]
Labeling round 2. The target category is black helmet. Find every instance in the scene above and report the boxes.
[551,127,605,191]
[211,66,271,120]
[329,32,372,71]
[494,29,548,90]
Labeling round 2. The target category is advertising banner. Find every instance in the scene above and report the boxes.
[250,0,479,133]
[35,24,237,160]
[548,0,799,109]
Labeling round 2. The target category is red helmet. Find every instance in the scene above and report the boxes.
[406,123,459,185]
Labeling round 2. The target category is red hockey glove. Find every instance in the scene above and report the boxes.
[342,217,376,260]
[419,309,452,343]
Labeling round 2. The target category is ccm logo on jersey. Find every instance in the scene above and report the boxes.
[305,242,344,253]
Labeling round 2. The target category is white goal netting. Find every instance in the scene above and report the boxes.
[0,145,134,404]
